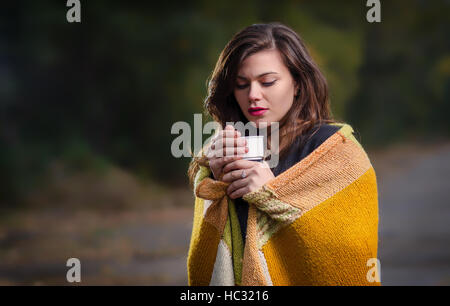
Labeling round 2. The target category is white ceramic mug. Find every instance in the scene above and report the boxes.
[242,136,264,162]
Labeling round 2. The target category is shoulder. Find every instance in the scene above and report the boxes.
[270,121,371,178]
[296,122,344,160]
[304,123,341,149]
[291,122,363,165]
[272,122,349,176]
[302,122,363,151]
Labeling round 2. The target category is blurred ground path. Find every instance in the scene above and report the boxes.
[0,207,194,285]
[371,141,450,285]
[1,141,449,285]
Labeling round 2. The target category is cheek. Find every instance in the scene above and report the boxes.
[234,91,247,109]
[270,84,295,111]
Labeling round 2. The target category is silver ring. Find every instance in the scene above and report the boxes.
[241,170,247,179]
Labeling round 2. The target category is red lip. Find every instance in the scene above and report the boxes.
[248,107,268,116]
[248,107,268,112]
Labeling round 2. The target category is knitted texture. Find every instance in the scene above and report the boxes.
[188,176,245,285]
[187,123,380,286]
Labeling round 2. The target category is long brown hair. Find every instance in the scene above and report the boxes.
[188,22,338,188]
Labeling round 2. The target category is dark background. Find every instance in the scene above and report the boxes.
[0,0,449,285]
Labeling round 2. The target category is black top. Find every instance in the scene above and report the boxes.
[234,123,341,244]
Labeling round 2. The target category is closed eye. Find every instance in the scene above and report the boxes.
[235,81,276,90]
[262,81,276,87]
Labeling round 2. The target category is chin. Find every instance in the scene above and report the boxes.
[244,113,273,129]
[252,120,272,129]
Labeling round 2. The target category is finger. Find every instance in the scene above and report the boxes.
[214,137,246,151]
[224,124,242,136]
[211,155,243,169]
[205,145,216,158]
[211,146,248,158]
[226,178,248,195]
[208,157,222,170]
[222,160,256,174]
[222,169,246,182]
[219,128,240,139]
[223,146,248,157]
[212,132,240,150]
[228,186,251,200]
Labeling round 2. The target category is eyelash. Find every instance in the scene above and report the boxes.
[235,81,276,90]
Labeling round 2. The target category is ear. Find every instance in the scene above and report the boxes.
[294,82,300,98]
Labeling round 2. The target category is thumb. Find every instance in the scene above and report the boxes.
[261,160,272,170]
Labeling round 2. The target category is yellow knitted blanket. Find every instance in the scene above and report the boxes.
[187,123,381,286]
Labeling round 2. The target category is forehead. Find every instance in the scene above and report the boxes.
[237,49,288,77]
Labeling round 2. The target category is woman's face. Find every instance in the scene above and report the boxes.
[233,49,298,128]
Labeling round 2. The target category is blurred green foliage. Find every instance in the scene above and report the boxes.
[347,0,450,146]
[0,0,449,206]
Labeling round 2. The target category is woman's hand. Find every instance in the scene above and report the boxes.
[221,159,275,199]
[205,125,249,180]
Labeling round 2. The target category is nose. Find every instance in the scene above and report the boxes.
[248,83,262,102]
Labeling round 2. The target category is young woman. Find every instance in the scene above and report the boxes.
[187,22,380,286]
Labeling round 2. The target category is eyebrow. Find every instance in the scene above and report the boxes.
[236,72,278,80]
